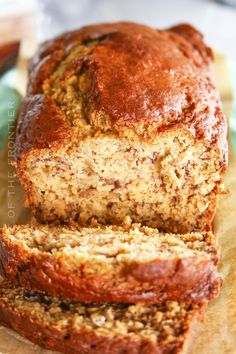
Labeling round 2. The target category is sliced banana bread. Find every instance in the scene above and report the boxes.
[0,284,204,354]
[0,223,221,303]
[14,22,227,233]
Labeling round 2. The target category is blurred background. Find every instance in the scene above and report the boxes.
[0,0,236,149]
[1,0,236,56]
[39,0,236,60]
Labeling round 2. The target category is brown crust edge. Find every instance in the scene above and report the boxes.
[12,22,228,235]
[0,292,205,354]
[0,228,222,303]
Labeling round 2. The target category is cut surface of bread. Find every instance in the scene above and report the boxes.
[0,284,203,354]
[0,223,221,303]
[17,131,225,233]
[14,22,227,233]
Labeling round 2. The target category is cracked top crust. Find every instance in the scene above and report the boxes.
[15,22,227,167]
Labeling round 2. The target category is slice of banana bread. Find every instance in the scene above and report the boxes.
[0,223,221,303]
[0,284,204,354]
[14,22,227,233]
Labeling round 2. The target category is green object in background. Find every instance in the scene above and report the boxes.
[231,116,236,152]
[0,70,21,150]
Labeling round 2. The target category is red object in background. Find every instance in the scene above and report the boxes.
[0,42,20,76]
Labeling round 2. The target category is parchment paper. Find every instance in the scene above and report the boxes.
[0,50,235,354]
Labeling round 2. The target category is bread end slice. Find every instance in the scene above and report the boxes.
[0,284,206,354]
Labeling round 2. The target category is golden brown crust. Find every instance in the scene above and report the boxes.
[0,225,222,303]
[0,308,177,354]
[168,23,213,62]
[14,21,228,170]
[14,94,71,159]
[0,284,204,354]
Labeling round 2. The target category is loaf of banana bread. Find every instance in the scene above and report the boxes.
[0,223,221,303]
[14,22,227,233]
[0,284,204,354]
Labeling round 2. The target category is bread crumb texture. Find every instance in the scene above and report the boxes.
[0,285,199,345]
[4,223,217,266]
[15,22,227,233]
